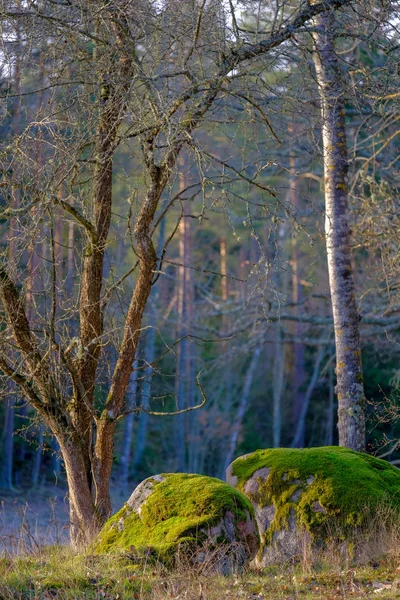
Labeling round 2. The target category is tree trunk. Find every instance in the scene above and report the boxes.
[0,398,14,490]
[289,125,306,446]
[313,11,366,452]
[272,325,285,448]
[119,359,138,496]
[174,164,192,472]
[224,346,261,472]
[0,5,22,492]
[58,435,102,545]
[51,437,62,479]
[291,344,326,448]
[31,422,44,488]
[132,325,155,475]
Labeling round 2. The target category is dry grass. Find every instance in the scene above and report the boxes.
[1,542,400,599]
[1,499,400,599]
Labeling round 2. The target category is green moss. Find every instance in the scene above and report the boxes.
[95,473,256,559]
[231,447,400,544]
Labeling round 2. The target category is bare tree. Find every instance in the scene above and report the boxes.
[0,0,359,544]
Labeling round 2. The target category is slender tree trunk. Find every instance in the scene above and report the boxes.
[0,398,14,489]
[119,360,138,496]
[14,401,27,487]
[1,7,22,492]
[313,11,365,451]
[289,124,306,446]
[185,222,197,474]
[272,325,285,448]
[51,438,62,479]
[224,346,261,472]
[174,164,191,471]
[132,325,155,475]
[31,423,44,487]
[66,205,75,297]
[131,213,166,479]
[218,236,233,477]
[291,344,326,448]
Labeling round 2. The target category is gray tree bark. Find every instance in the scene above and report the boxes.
[313,11,366,451]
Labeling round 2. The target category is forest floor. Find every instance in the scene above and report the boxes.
[1,545,400,599]
[1,487,400,599]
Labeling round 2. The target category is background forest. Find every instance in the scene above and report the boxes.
[0,0,399,523]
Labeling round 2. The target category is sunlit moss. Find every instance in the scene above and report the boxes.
[231,446,400,546]
[94,473,257,560]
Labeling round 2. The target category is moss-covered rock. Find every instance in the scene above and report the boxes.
[94,473,259,573]
[226,447,400,566]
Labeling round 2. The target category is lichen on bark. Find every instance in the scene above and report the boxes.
[312,10,366,451]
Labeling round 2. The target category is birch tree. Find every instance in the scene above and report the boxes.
[312,10,366,451]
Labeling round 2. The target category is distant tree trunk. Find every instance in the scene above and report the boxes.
[272,325,285,448]
[119,360,138,496]
[291,344,326,448]
[132,325,155,476]
[14,401,27,487]
[224,346,261,472]
[51,438,62,479]
[174,163,194,472]
[289,123,306,447]
[185,225,197,474]
[313,11,366,452]
[0,398,14,489]
[218,236,234,478]
[220,237,228,304]
[31,422,44,487]
[1,9,22,492]
[66,203,75,297]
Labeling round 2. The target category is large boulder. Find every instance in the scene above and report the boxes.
[94,473,259,573]
[226,446,400,566]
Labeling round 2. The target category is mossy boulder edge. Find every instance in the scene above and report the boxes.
[226,446,400,566]
[94,473,259,572]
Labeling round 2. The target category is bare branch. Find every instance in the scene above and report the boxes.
[143,369,207,416]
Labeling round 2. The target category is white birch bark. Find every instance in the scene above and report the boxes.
[313,11,365,451]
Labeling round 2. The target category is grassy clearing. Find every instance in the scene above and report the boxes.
[1,543,400,599]
[2,488,400,599]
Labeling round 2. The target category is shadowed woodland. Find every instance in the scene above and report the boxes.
[0,0,399,552]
